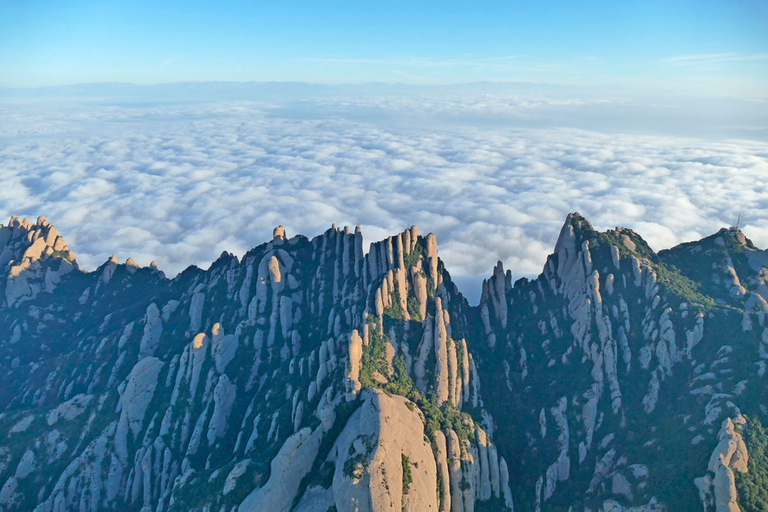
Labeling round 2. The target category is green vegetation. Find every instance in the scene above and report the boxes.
[342,435,377,481]
[454,337,464,374]
[384,287,405,319]
[403,242,423,269]
[416,393,474,442]
[596,229,655,259]
[592,223,722,310]
[736,417,768,512]
[382,329,474,442]
[407,295,422,321]
[359,314,475,460]
[343,451,368,480]
[389,354,413,395]
[595,225,717,309]
[652,262,716,309]
[474,496,508,511]
[401,454,413,494]
[569,214,596,241]
[437,469,446,509]
[360,316,390,388]
[656,228,761,312]
[51,249,73,261]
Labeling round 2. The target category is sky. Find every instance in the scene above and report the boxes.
[1,0,767,97]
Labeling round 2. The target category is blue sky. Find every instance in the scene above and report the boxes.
[1,0,767,96]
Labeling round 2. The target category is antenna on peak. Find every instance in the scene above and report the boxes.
[731,213,742,232]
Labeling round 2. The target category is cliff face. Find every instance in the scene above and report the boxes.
[0,214,765,512]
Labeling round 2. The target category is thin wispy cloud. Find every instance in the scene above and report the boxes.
[305,56,523,66]
[664,52,768,64]
[303,55,531,82]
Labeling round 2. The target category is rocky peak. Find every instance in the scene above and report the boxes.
[715,226,757,250]
[553,212,586,257]
[0,216,78,307]
[273,225,286,243]
[659,226,768,312]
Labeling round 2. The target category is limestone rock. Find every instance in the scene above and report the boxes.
[14,450,35,479]
[211,323,239,373]
[0,213,765,512]
[1,217,77,306]
[332,389,438,512]
[239,426,323,512]
[138,303,163,358]
[224,460,250,495]
[426,233,439,291]
[207,374,236,445]
[447,430,464,512]
[435,430,452,512]
[347,329,364,398]
[115,357,164,463]
[697,416,750,512]
[434,298,451,405]
[46,394,92,426]
[273,225,286,242]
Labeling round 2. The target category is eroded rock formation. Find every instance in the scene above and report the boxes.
[0,214,765,512]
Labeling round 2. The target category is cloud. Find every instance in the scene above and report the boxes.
[664,53,768,64]
[1,96,767,303]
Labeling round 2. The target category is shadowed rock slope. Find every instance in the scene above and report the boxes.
[0,214,765,512]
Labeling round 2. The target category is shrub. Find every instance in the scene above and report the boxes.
[402,454,413,494]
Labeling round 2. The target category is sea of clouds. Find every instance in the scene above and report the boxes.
[1,89,767,302]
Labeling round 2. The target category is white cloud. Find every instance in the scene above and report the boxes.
[1,96,767,303]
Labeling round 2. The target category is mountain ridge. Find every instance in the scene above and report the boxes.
[0,212,766,512]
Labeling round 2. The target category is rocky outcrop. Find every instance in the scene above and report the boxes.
[435,430,452,512]
[46,393,92,425]
[695,416,750,512]
[239,426,324,512]
[447,430,464,512]
[0,216,77,307]
[332,389,438,512]
[115,356,164,463]
[434,297,451,405]
[347,329,364,398]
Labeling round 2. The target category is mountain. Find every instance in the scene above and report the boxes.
[0,213,765,512]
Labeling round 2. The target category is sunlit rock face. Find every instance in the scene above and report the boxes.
[0,214,765,512]
[0,216,78,308]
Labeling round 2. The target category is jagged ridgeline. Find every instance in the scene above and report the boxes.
[0,213,766,512]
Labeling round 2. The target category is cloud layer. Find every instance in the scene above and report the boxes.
[2,97,767,302]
